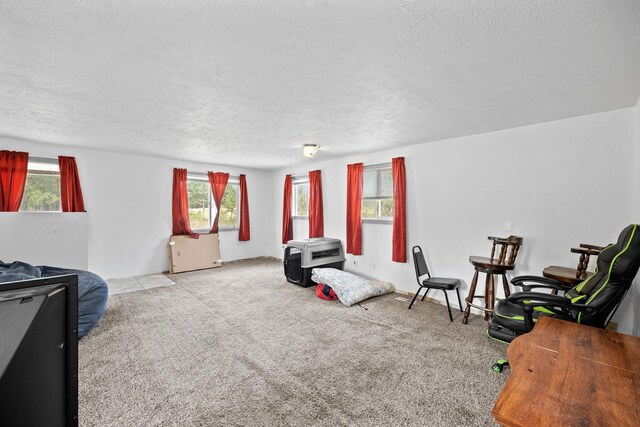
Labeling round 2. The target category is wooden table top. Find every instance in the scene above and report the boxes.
[492,316,640,427]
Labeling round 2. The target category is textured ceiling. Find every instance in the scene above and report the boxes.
[1,1,640,169]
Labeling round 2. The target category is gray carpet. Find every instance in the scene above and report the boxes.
[79,258,508,426]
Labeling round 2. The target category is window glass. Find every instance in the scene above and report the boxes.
[362,165,394,220]
[362,200,377,219]
[294,182,309,216]
[19,160,61,212]
[187,179,211,230]
[363,170,377,198]
[380,199,394,218]
[219,184,238,227]
[379,169,393,198]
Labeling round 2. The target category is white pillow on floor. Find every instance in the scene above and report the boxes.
[311,268,395,307]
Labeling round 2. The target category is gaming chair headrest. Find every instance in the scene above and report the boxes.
[606,224,640,287]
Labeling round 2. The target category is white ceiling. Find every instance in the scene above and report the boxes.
[1,1,639,170]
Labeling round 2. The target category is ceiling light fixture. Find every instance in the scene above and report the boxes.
[302,144,320,158]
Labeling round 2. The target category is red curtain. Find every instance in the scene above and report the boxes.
[346,163,363,255]
[282,174,293,244]
[239,174,250,241]
[392,157,407,262]
[58,156,86,212]
[0,150,29,212]
[172,168,198,239]
[308,170,324,238]
[207,172,229,233]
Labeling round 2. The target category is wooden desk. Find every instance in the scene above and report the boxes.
[492,317,640,426]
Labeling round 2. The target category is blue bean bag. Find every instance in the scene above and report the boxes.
[0,261,108,338]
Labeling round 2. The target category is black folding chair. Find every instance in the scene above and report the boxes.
[409,245,463,322]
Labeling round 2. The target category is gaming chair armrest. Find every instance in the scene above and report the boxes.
[510,275,568,292]
[506,292,597,331]
[507,291,573,307]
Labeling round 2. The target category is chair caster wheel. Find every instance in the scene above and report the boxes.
[492,359,509,373]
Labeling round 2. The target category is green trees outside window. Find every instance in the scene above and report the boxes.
[294,182,309,216]
[187,180,210,230]
[219,185,237,227]
[20,172,61,212]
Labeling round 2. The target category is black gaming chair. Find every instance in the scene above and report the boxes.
[488,224,640,343]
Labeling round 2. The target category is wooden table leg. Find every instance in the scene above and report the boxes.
[462,270,479,324]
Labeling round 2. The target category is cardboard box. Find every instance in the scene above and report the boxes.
[168,234,222,273]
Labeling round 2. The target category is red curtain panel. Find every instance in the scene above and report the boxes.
[0,150,29,212]
[172,168,198,239]
[282,174,293,244]
[207,172,229,233]
[58,156,86,212]
[392,157,407,263]
[346,163,363,255]
[239,174,251,241]
[308,170,324,238]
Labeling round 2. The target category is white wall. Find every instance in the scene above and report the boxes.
[0,212,88,269]
[269,108,639,334]
[0,137,273,279]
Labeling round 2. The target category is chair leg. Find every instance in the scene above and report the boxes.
[501,274,511,298]
[463,270,479,324]
[408,287,422,310]
[421,288,429,301]
[443,290,453,322]
[486,273,495,321]
[455,288,463,312]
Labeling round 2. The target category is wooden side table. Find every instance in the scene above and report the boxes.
[542,265,591,286]
[492,317,640,426]
[542,244,603,290]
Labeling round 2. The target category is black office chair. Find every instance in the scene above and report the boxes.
[410,246,463,322]
[488,224,640,343]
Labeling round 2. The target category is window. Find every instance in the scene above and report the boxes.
[218,182,238,228]
[187,179,211,230]
[187,174,240,231]
[362,164,393,221]
[19,158,61,212]
[292,179,309,217]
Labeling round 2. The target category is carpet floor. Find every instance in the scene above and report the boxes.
[79,258,508,426]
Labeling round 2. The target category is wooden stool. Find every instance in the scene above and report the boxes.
[542,243,604,292]
[462,235,522,324]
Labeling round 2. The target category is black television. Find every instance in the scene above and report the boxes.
[0,274,79,427]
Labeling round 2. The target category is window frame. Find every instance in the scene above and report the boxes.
[18,156,62,213]
[186,172,241,232]
[362,163,393,224]
[291,176,309,219]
